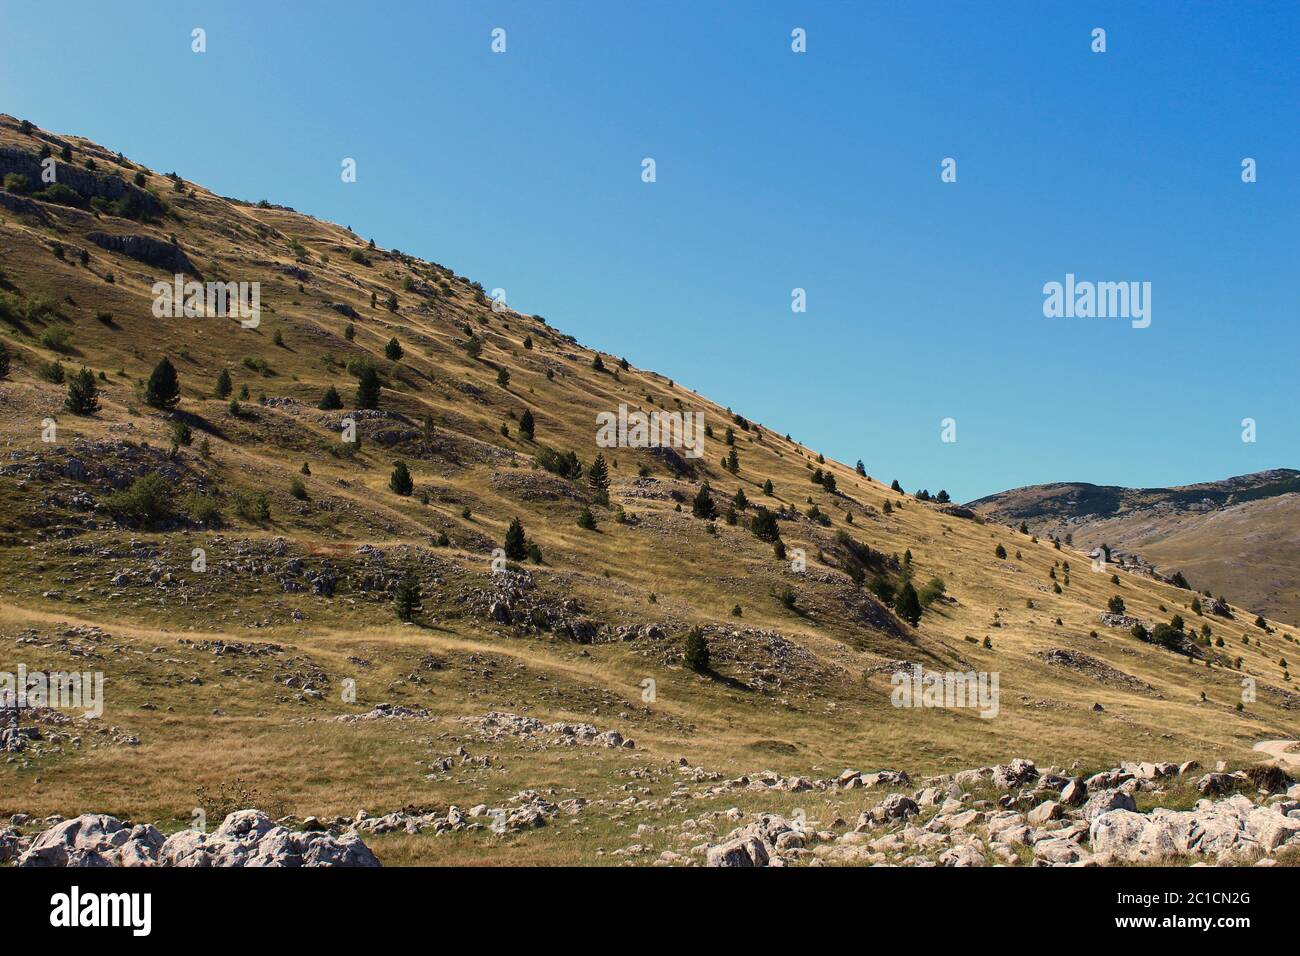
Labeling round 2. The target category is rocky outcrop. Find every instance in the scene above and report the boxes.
[458,711,634,749]
[0,146,165,218]
[1090,796,1300,864]
[14,814,162,867]
[692,755,1297,868]
[13,811,379,867]
[159,810,378,867]
[86,232,196,275]
[938,505,977,519]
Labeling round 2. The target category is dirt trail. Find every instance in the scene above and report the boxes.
[1253,739,1300,769]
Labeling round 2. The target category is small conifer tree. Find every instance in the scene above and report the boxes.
[389,460,413,496]
[145,357,180,409]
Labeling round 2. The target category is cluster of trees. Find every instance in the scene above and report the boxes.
[811,468,836,493]
[1130,614,1190,653]
[537,445,582,479]
[914,489,951,503]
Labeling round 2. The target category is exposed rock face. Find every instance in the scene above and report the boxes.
[15,811,379,867]
[0,187,50,222]
[86,232,196,274]
[17,814,163,867]
[1205,596,1233,618]
[646,445,695,478]
[0,146,165,218]
[160,810,379,867]
[1090,796,1300,864]
[938,505,976,519]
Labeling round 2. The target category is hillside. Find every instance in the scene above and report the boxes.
[969,472,1300,626]
[1,115,1298,866]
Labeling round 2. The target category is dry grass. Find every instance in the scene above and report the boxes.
[1,115,1298,864]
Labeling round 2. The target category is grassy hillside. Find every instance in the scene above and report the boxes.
[2,115,1298,863]
[970,474,1300,625]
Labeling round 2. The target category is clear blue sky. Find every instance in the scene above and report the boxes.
[4,1,1296,500]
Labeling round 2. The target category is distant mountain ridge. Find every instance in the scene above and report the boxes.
[969,469,1300,520]
[970,470,1300,625]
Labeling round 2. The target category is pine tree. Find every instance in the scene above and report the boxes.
[504,516,527,560]
[214,367,232,398]
[683,627,709,673]
[591,355,605,372]
[691,482,717,520]
[890,479,902,492]
[355,366,381,409]
[519,408,535,440]
[318,385,343,409]
[750,506,780,542]
[389,460,413,496]
[726,448,739,473]
[588,453,610,505]
[385,337,403,361]
[394,567,422,621]
[895,581,922,626]
[497,366,510,387]
[144,357,180,409]
[856,460,866,477]
[64,366,100,415]
[577,506,597,530]
[733,488,749,510]
[995,543,1007,559]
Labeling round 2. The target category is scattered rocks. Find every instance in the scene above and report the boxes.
[459,712,634,749]
[12,811,377,867]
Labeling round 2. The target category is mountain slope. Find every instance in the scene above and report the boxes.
[1,115,1298,863]
[969,472,1300,625]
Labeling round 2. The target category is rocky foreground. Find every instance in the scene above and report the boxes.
[693,758,1300,867]
[2,810,379,867]
[3,757,1297,868]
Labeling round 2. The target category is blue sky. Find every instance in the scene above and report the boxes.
[3,1,1296,500]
